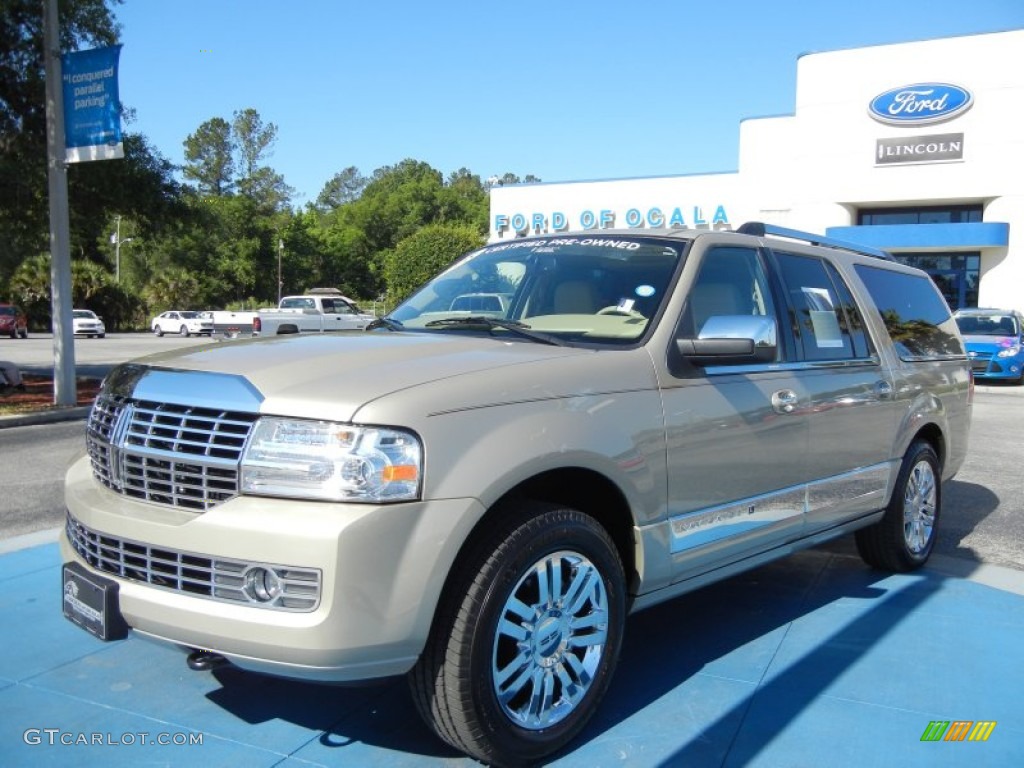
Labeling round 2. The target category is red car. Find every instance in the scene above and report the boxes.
[0,303,28,339]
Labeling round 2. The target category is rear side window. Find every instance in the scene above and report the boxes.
[854,264,965,360]
[774,252,871,362]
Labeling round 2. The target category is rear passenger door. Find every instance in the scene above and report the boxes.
[769,249,902,530]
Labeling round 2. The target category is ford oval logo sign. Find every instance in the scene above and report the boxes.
[868,83,973,126]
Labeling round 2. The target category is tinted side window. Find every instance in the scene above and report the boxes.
[825,262,873,358]
[774,252,859,362]
[854,265,965,360]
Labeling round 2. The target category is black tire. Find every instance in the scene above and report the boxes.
[19,328,28,339]
[410,502,626,766]
[179,325,189,337]
[856,441,940,572]
[154,325,163,337]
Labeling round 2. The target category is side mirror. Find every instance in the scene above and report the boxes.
[677,315,778,366]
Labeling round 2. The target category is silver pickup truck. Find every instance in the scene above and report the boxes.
[62,224,970,765]
[252,290,375,335]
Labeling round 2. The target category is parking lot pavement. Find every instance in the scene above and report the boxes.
[1,532,1021,767]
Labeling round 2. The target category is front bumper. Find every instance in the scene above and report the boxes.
[62,456,485,681]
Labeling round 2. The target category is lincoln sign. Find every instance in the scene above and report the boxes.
[875,133,964,166]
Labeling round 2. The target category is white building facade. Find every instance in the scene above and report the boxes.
[488,29,1024,313]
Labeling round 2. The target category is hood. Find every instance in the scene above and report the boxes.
[117,331,592,422]
[961,334,1019,354]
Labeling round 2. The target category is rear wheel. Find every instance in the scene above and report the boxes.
[179,325,190,337]
[856,441,940,572]
[410,502,626,766]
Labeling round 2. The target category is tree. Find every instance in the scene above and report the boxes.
[67,133,182,261]
[143,267,200,313]
[384,223,484,304]
[314,166,366,211]
[232,108,290,209]
[0,0,121,284]
[182,117,234,195]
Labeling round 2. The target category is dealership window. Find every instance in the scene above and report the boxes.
[857,205,982,226]
[887,252,980,310]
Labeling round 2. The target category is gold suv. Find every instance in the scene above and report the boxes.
[62,223,971,765]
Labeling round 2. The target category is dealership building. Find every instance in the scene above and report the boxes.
[488,29,1023,313]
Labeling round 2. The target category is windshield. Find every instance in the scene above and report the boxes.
[955,313,1019,337]
[73,310,96,318]
[389,236,684,344]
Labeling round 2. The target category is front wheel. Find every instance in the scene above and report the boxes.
[153,325,163,337]
[410,502,626,766]
[18,328,28,339]
[856,441,940,572]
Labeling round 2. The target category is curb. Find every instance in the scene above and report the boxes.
[0,405,91,429]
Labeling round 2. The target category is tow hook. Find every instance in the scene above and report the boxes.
[186,649,228,671]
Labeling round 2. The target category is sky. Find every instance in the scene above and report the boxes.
[112,0,1024,207]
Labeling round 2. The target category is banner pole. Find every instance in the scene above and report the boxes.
[43,0,77,406]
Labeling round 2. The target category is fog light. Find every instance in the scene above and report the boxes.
[243,566,283,603]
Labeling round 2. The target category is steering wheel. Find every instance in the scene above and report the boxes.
[597,305,645,319]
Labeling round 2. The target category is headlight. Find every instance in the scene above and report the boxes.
[240,418,422,502]
[996,345,1022,358]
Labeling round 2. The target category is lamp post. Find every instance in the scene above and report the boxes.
[111,215,133,283]
[277,238,284,303]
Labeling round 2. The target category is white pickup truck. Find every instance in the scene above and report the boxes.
[251,290,376,336]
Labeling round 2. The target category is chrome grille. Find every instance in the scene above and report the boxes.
[87,394,258,511]
[66,513,321,611]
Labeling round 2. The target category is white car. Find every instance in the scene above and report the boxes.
[151,311,215,337]
[72,309,105,338]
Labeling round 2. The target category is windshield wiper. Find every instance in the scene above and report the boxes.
[365,316,405,332]
[424,316,567,346]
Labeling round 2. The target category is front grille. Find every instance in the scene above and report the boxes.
[87,395,259,511]
[66,513,321,611]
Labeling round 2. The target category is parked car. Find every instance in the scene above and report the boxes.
[252,289,375,336]
[71,309,106,338]
[953,307,1024,383]
[63,223,971,765]
[0,303,28,339]
[151,311,215,337]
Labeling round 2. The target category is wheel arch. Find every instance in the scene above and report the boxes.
[437,467,639,614]
[909,421,946,472]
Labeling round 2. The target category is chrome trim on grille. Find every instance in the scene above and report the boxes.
[65,513,321,611]
[87,393,259,511]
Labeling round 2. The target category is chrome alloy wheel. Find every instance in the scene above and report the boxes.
[903,459,937,554]
[491,550,609,730]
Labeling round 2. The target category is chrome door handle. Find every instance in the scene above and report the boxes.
[772,389,799,414]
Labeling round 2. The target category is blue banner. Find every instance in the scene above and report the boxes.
[61,45,124,163]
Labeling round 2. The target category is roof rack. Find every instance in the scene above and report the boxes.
[736,222,893,261]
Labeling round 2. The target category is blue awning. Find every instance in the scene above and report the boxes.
[825,222,1009,249]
